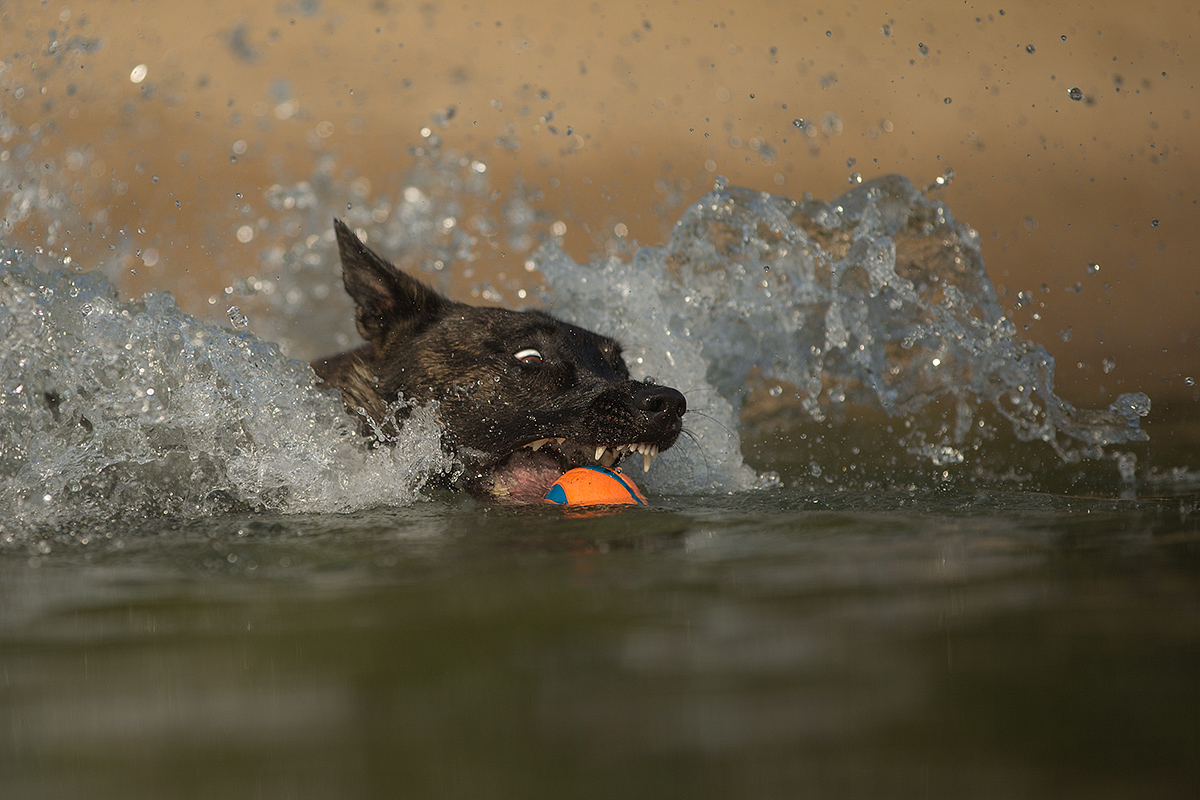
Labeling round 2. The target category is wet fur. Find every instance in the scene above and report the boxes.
[312,219,686,500]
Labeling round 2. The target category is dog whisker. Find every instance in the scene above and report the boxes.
[675,427,715,486]
[686,407,739,440]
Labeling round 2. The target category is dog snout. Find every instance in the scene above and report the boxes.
[634,385,687,431]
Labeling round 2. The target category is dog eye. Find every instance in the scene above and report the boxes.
[514,348,542,364]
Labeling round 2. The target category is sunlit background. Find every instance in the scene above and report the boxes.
[3,0,1197,411]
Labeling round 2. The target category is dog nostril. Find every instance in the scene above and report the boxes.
[634,385,687,425]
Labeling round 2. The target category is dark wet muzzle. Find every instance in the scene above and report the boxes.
[634,384,687,432]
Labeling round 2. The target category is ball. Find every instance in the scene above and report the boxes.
[544,466,647,506]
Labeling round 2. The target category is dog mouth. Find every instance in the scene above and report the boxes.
[524,437,662,473]
[474,436,664,503]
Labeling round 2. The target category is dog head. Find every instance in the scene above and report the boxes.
[318,219,687,501]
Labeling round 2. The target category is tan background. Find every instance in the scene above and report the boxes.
[2,0,1197,412]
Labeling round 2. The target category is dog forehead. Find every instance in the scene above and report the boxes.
[434,306,555,343]
[447,307,619,353]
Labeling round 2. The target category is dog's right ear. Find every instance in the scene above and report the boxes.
[333,218,446,343]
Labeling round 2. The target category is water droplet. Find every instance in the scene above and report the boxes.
[848,172,862,184]
[768,385,783,397]
[235,192,243,199]
[1067,87,1084,101]
[881,24,892,36]
[227,306,248,329]
[792,118,805,128]
[1150,218,1159,227]
[846,157,856,168]
[943,97,952,104]
[931,168,956,188]
[1185,376,1195,387]
[1086,262,1100,275]
[1025,44,1036,54]
[1102,357,1116,374]
[229,155,238,164]
[918,42,929,56]
[1116,452,1137,483]
[1059,327,1072,342]
[1060,35,1067,41]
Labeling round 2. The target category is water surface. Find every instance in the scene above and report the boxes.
[4,489,1196,799]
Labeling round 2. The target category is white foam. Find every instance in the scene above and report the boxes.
[538,175,1149,479]
[0,257,456,532]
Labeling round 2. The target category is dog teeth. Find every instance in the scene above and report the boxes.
[528,438,551,451]
[553,441,660,471]
[641,444,659,473]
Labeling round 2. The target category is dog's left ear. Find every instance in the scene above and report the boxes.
[333,218,446,343]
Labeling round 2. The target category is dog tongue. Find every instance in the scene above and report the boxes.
[483,449,566,503]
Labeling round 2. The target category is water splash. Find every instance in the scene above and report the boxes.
[537,175,1149,482]
[0,256,455,533]
[0,154,1154,533]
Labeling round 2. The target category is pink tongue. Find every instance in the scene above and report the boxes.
[486,450,566,503]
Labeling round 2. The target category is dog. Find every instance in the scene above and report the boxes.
[311,219,687,502]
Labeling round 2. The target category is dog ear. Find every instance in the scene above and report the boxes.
[333,218,446,343]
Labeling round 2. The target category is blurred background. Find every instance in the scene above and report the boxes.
[2,0,1196,415]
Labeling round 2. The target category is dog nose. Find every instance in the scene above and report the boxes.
[634,385,687,429]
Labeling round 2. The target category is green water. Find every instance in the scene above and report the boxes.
[2,488,1197,799]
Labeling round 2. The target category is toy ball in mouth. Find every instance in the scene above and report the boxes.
[544,466,647,506]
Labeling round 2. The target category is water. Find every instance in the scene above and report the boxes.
[0,163,1159,530]
[2,148,1196,797]
[3,492,1197,798]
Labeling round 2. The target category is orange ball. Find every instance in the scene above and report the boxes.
[544,466,648,506]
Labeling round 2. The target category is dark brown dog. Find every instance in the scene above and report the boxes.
[312,219,686,502]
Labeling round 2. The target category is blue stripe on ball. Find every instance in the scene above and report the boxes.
[578,466,645,505]
[544,483,569,504]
